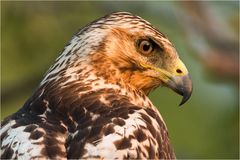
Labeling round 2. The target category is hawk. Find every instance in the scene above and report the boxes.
[1,12,192,159]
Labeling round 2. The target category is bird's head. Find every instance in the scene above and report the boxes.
[42,12,192,105]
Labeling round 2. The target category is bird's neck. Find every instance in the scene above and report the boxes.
[21,59,162,134]
[28,53,157,119]
[39,73,154,111]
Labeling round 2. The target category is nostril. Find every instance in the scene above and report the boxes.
[176,69,182,74]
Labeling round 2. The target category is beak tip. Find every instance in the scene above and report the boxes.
[178,95,190,106]
[178,87,192,106]
[166,74,192,106]
[178,101,184,107]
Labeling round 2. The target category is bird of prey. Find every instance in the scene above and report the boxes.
[1,12,192,159]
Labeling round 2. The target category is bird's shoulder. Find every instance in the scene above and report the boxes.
[1,87,175,159]
[65,90,174,159]
[0,96,68,159]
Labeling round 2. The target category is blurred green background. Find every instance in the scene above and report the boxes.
[1,1,239,159]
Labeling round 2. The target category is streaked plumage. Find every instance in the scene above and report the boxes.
[1,12,192,159]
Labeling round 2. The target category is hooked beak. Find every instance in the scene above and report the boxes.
[165,74,192,106]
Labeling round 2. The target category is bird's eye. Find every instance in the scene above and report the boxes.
[138,40,153,55]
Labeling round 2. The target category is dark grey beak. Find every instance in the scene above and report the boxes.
[165,74,193,106]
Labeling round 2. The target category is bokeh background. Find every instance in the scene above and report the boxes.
[1,1,239,159]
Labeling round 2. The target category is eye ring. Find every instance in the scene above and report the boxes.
[138,40,153,55]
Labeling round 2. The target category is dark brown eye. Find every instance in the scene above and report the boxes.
[138,40,153,55]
